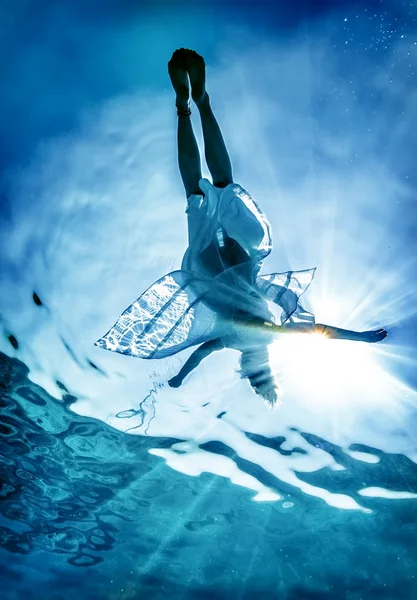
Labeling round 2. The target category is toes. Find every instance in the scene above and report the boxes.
[183,48,205,64]
[189,48,204,59]
[169,48,186,65]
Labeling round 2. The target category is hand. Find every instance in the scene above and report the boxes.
[360,329,388,343]
[168,375,182,388]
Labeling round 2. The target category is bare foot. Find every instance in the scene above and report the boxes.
[360,328,388,343]
[168,49,190,112]
[183,48,207,105]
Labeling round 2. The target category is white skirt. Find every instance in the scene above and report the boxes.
[181,178,272,277]
[95,179,316,359]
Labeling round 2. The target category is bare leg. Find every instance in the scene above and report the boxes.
[168,338,224,387]
[177,114,203,198]
[168,49,202,198]
[184,49,233,188]
[198,94,233,187]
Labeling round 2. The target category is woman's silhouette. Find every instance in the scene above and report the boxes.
[95,48,387,406]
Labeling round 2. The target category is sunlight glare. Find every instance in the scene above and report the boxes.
[269,332,394,409]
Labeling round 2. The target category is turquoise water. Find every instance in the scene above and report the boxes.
[1,1,417,598]
[1,351,417,599]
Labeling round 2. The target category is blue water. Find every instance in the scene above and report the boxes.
[1,351,417,599]
[1,1,417,598]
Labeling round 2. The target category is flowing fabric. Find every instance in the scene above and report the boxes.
[95,179,316,359]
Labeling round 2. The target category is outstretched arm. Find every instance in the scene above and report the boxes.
[312,323,387,342]
[267,321,387,343]
[168,338,225,388]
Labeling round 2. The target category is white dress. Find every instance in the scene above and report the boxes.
[95,179,316,359]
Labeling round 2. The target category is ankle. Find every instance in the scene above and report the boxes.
[176,97,191,116]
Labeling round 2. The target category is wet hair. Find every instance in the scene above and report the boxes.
[238,344,280,407]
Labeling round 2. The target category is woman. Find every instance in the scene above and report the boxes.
[95,48,387,407]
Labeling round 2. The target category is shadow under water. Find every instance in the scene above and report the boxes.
[1,351,417,599]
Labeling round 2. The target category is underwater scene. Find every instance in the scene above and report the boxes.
[1,1,417,598]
